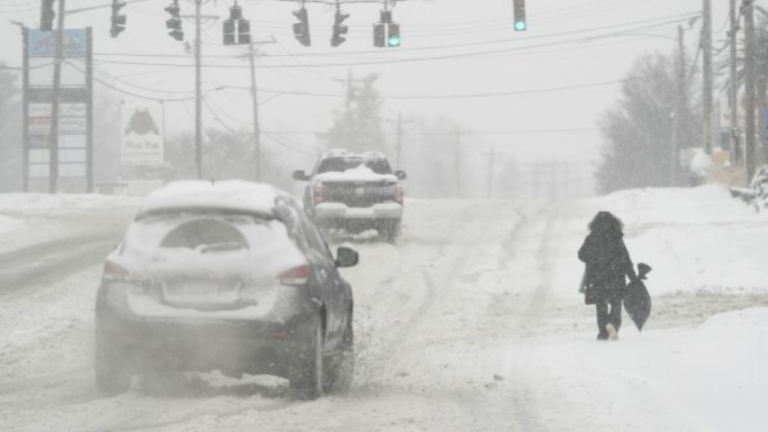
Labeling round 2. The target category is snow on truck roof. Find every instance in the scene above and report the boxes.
[139,180,290,216]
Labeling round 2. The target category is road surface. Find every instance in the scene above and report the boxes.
[1,198,766,432]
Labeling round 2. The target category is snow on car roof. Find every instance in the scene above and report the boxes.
[139,180,289,216]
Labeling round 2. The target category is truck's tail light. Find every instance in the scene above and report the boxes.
[103,260,130,281]
[314,184,324,203]
[396,184,404,204]
[277,264,310,286]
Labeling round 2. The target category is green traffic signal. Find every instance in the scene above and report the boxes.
[515,20,527,31]
[388,35,401,47]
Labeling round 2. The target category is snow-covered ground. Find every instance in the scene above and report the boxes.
[1,186,767,432]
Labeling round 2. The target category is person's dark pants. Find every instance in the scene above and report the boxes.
[596,295,622,337]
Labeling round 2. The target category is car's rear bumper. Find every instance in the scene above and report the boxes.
[96,285,318,378]
[99,314,314,377]
[314,202,403,220]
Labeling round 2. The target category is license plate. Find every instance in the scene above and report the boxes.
[162,280,240,305]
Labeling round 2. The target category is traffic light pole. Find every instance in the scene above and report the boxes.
[48,0,67,193]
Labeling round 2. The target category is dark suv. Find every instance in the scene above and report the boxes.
[94,181,358,400]
[293,150,407,242]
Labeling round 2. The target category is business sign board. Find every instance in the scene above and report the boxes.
[23,28,92,193]
[29,103,86,118]
[121,104,164,166]
[28,29,87,57]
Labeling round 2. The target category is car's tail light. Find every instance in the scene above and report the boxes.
[396,184,404,204]
[277,264,310,286]
[103,260,130,281]
[314,184,324,203]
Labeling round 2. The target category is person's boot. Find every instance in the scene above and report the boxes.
[606,323,618,340]
[597,331,609,341]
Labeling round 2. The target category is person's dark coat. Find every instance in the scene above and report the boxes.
[578,212,636,305]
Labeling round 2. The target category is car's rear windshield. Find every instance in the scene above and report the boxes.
[126,212,289,253]
[316,157,392,175]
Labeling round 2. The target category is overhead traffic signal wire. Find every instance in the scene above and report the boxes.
[90,17,696,69]
[90,11,699,60]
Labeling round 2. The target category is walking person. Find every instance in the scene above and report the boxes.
[578,211,637,341]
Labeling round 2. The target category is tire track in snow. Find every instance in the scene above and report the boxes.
[0,231,120,297]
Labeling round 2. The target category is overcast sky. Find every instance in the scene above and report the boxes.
[1,0,765,184]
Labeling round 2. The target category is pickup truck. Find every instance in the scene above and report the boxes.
[293,150,407,242]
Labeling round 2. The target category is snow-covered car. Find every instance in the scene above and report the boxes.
[293,150,407,242]
[94,181,358,399]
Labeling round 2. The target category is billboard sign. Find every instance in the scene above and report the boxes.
[121,104,164,166]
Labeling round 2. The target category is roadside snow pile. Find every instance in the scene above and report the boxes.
[0,215,22,235]
[0,193,141,216]
[587,186,768,294]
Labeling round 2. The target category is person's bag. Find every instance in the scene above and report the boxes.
[578,269,587,294]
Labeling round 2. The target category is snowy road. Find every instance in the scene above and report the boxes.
[2,192,768,432]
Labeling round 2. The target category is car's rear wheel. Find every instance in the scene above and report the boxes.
[289,319,325,400]
[325,315,354,394]
[95,328,131,397]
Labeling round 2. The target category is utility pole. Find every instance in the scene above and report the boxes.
[454,126,462,199]
[248,41,262,181]
[481,147,498,199]
[243,38,275,182]
[702,0,714,155]
[48,0,67,193]
[195,0,203,180]
[744,0,757,182]
[730,0,741,166]
[672,25,687,185]
[396,112,403,168]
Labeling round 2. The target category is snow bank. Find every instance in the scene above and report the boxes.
[584,186,768,294]
[0,215,22,235]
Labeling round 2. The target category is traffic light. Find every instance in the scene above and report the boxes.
[514,0,527,31]
[165,0,184,41]
[331,10,349,48]
[380,10,392,24]
[110,1,127,38]
[238,19,251,45]
[223,19,235,45]
[388,23,401,47]
[373,23,386,47]
[374,10,400,48]
[41,0,56,31]
[292,7,311,46]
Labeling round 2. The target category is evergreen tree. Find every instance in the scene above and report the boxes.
[596,53,701,194]
[324,73,386,153]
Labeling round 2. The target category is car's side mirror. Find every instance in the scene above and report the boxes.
[394,170,407,180]
[335,246,359,268]
[293,170,310,181]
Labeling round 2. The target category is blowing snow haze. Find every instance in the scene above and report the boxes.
[2,0,768,431]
